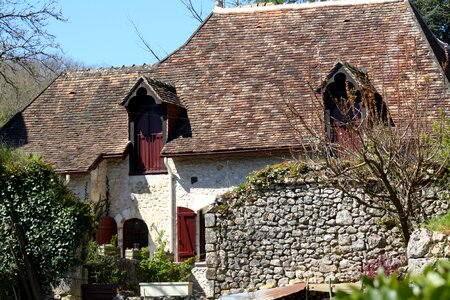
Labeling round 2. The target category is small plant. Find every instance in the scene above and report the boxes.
[84,241,127,284]
[336,260,450,299]
[139,233,193,282]
[423,211,450,234]
[363,254,404,279]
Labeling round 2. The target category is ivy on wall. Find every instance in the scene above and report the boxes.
[0,148,94,296]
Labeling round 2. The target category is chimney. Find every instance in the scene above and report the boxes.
[215,0,224,8]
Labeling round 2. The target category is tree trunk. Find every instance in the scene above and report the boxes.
[10,210,43,300]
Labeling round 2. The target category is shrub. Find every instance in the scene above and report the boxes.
[84,241,126,284]
[363,254,405,279]
[139,234,193,282]
[0,147,94,297]
[336,260,450,299]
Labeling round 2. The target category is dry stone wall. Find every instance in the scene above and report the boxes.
[204,169,448,298]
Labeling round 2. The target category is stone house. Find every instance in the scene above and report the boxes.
[1,0,449,297]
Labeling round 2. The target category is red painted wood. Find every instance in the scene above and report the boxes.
[95,216,117,245]
[134,111,164,173]
[333,126,361,152]
[177,207,196,262]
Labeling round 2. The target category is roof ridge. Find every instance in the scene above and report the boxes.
[214,0,403,13]
[65,64,156,75]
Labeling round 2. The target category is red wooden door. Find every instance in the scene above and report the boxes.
[177,207,196,262]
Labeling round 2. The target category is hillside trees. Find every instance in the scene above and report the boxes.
[0,148,93,299]
[0,0,70,126]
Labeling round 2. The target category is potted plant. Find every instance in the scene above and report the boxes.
[139,235,194,298]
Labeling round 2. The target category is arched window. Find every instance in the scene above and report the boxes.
[128,87,165,174]
[324,72,362,143]
[123,218,149,255]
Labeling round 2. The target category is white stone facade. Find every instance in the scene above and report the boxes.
[67,152,286,297]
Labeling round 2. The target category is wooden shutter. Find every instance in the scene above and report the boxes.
[177,207,196,262]
[134,110,164,173]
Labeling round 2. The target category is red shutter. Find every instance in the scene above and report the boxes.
[134,110,165,173]
[177,207,196,262]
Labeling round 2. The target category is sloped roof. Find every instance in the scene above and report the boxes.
[0,66,155,172]
[154,0,450,156]
[1,0,450,171]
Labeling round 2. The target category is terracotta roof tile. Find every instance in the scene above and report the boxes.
[1,66,155,172]
[154,0,450,156]
[1,0,450,170]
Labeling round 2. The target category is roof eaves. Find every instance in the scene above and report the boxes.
[161,145,307,158]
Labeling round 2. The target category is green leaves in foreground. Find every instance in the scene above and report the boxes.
[0,149,94,293]
[335,260,450,300]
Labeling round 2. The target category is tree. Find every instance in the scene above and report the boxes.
[0,0,64,83]
[412,0,450,43]
[0,0,69,127]
[0,57,85,127]
[284,62,450,243]
[0,147,94,299]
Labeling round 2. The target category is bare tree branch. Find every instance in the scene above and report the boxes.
[180,0,205,23]
[129,19,161,62]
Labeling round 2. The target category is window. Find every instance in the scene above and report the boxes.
[323,72,363,144]
[127,87,165,174]
[123,218,149,256]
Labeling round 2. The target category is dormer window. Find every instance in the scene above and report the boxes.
[320,61,391,146]
[324,72,363,143]
[127,87,165,174]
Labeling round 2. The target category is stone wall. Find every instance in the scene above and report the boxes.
[407,228,450,275]
[204,170,448,298]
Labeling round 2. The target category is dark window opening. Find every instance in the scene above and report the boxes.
[324,73,362,144]
[323,72,391,148]
[128,87,165,174]
[199,211,206,261]
[123,218,149,256]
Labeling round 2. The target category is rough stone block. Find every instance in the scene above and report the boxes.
[407,228,432,258]
[204,213,216,227]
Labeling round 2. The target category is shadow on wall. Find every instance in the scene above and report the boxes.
[176,156,286,195]
[0,112,28,147]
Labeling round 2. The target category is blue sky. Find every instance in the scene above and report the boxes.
[48,1,215,67]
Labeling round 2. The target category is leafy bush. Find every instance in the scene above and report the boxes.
[139,234,193,282]
[0,147,94,295]
[336,260,450,299]
[84,241,126,284]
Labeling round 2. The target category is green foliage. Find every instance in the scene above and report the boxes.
[84,241,126,284]
[335,260,450,300]
[423,211,450,234]
[413,0,450,43]
[247,161,309,189]
[0,147,94,291]
[139,234,193,282]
